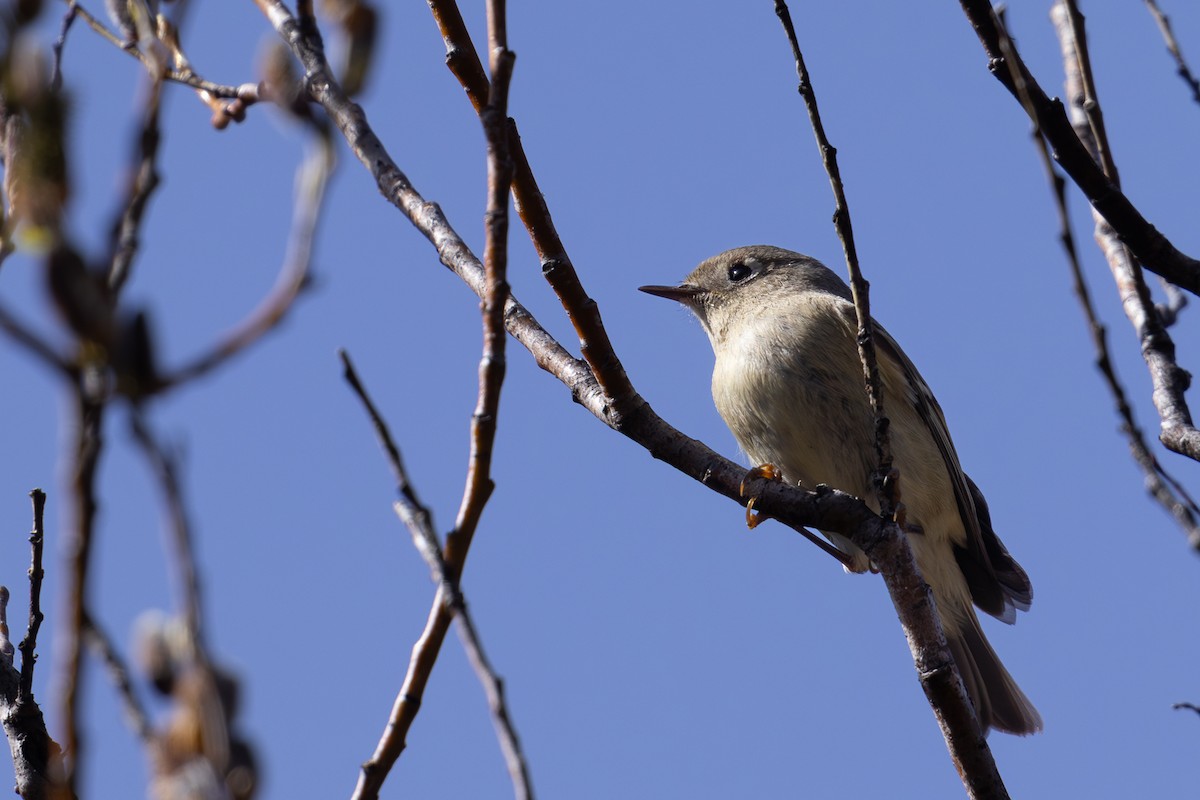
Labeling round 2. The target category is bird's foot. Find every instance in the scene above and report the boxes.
[740,463,783,530]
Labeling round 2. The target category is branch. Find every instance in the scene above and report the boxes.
[426,0,638,411]
[1144,0,1200,106]
[340,352,533,800]
[0,583,66,800]
[1017,5,1200,546]
[957,0,1200,297]
[774,4,1005,797]
[1048,2,1200,465]
[773,0,896,513]
[65,0,263,113]
[18,489,47,702]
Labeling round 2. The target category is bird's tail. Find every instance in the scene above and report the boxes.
[946,612,1042,736]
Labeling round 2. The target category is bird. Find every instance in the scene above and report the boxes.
[639,245,1041,736]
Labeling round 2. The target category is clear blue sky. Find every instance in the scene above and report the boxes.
[2,2,1199,797]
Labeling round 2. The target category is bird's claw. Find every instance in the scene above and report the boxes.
[740,463,782,530]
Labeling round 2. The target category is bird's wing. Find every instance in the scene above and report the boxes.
[837,304,1031,622]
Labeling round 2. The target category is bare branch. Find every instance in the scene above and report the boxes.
[1010,5,1200,546]
[1049,2,1200,465]
[341,350,533,800]
[63,1,253,102]
[18,489,47,702]
[0,583,67,800]
[957,0,1200,297]
[56,378,106,797]
[773,4,1005,797]
[1144,0,1200,106]
[772,0,895,512]
[338,350,440,570]
[427,0,638,410]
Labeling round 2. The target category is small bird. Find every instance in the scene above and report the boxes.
[640,245,1041,736]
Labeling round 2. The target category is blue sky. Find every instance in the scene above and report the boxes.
[2,2,1199,797]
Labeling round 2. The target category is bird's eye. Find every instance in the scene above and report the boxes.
[727,262,752,282]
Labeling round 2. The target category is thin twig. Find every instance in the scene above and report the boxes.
[772,0,894,514]
[18,489,47,701]
[957,0,1200,297]
[1144,0,1200,106]
[58,375,106,797]
[774,4,1005,798]
[338,350,438,560]
[443,2,534,792]
[341,350,533,800]
[81,612,154,744]
[63,1,249,99]
[1025,4,1200,547]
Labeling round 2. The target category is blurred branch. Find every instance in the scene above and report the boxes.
[163,125,332,389]
[65,1,249,98]
[0,303,74,376]
[774,4,1005,798]
[81,612,154,744]
[1144,0,1200,106]
[50,2,79,92]
[1048,2,1200,466]
[107,72,164,295]
[57,375,106,798]
[957,0,1200,297]
[1011,6,1200,546]
[128,413,206,647]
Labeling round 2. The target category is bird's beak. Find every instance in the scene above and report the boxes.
[638,283,704,304]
